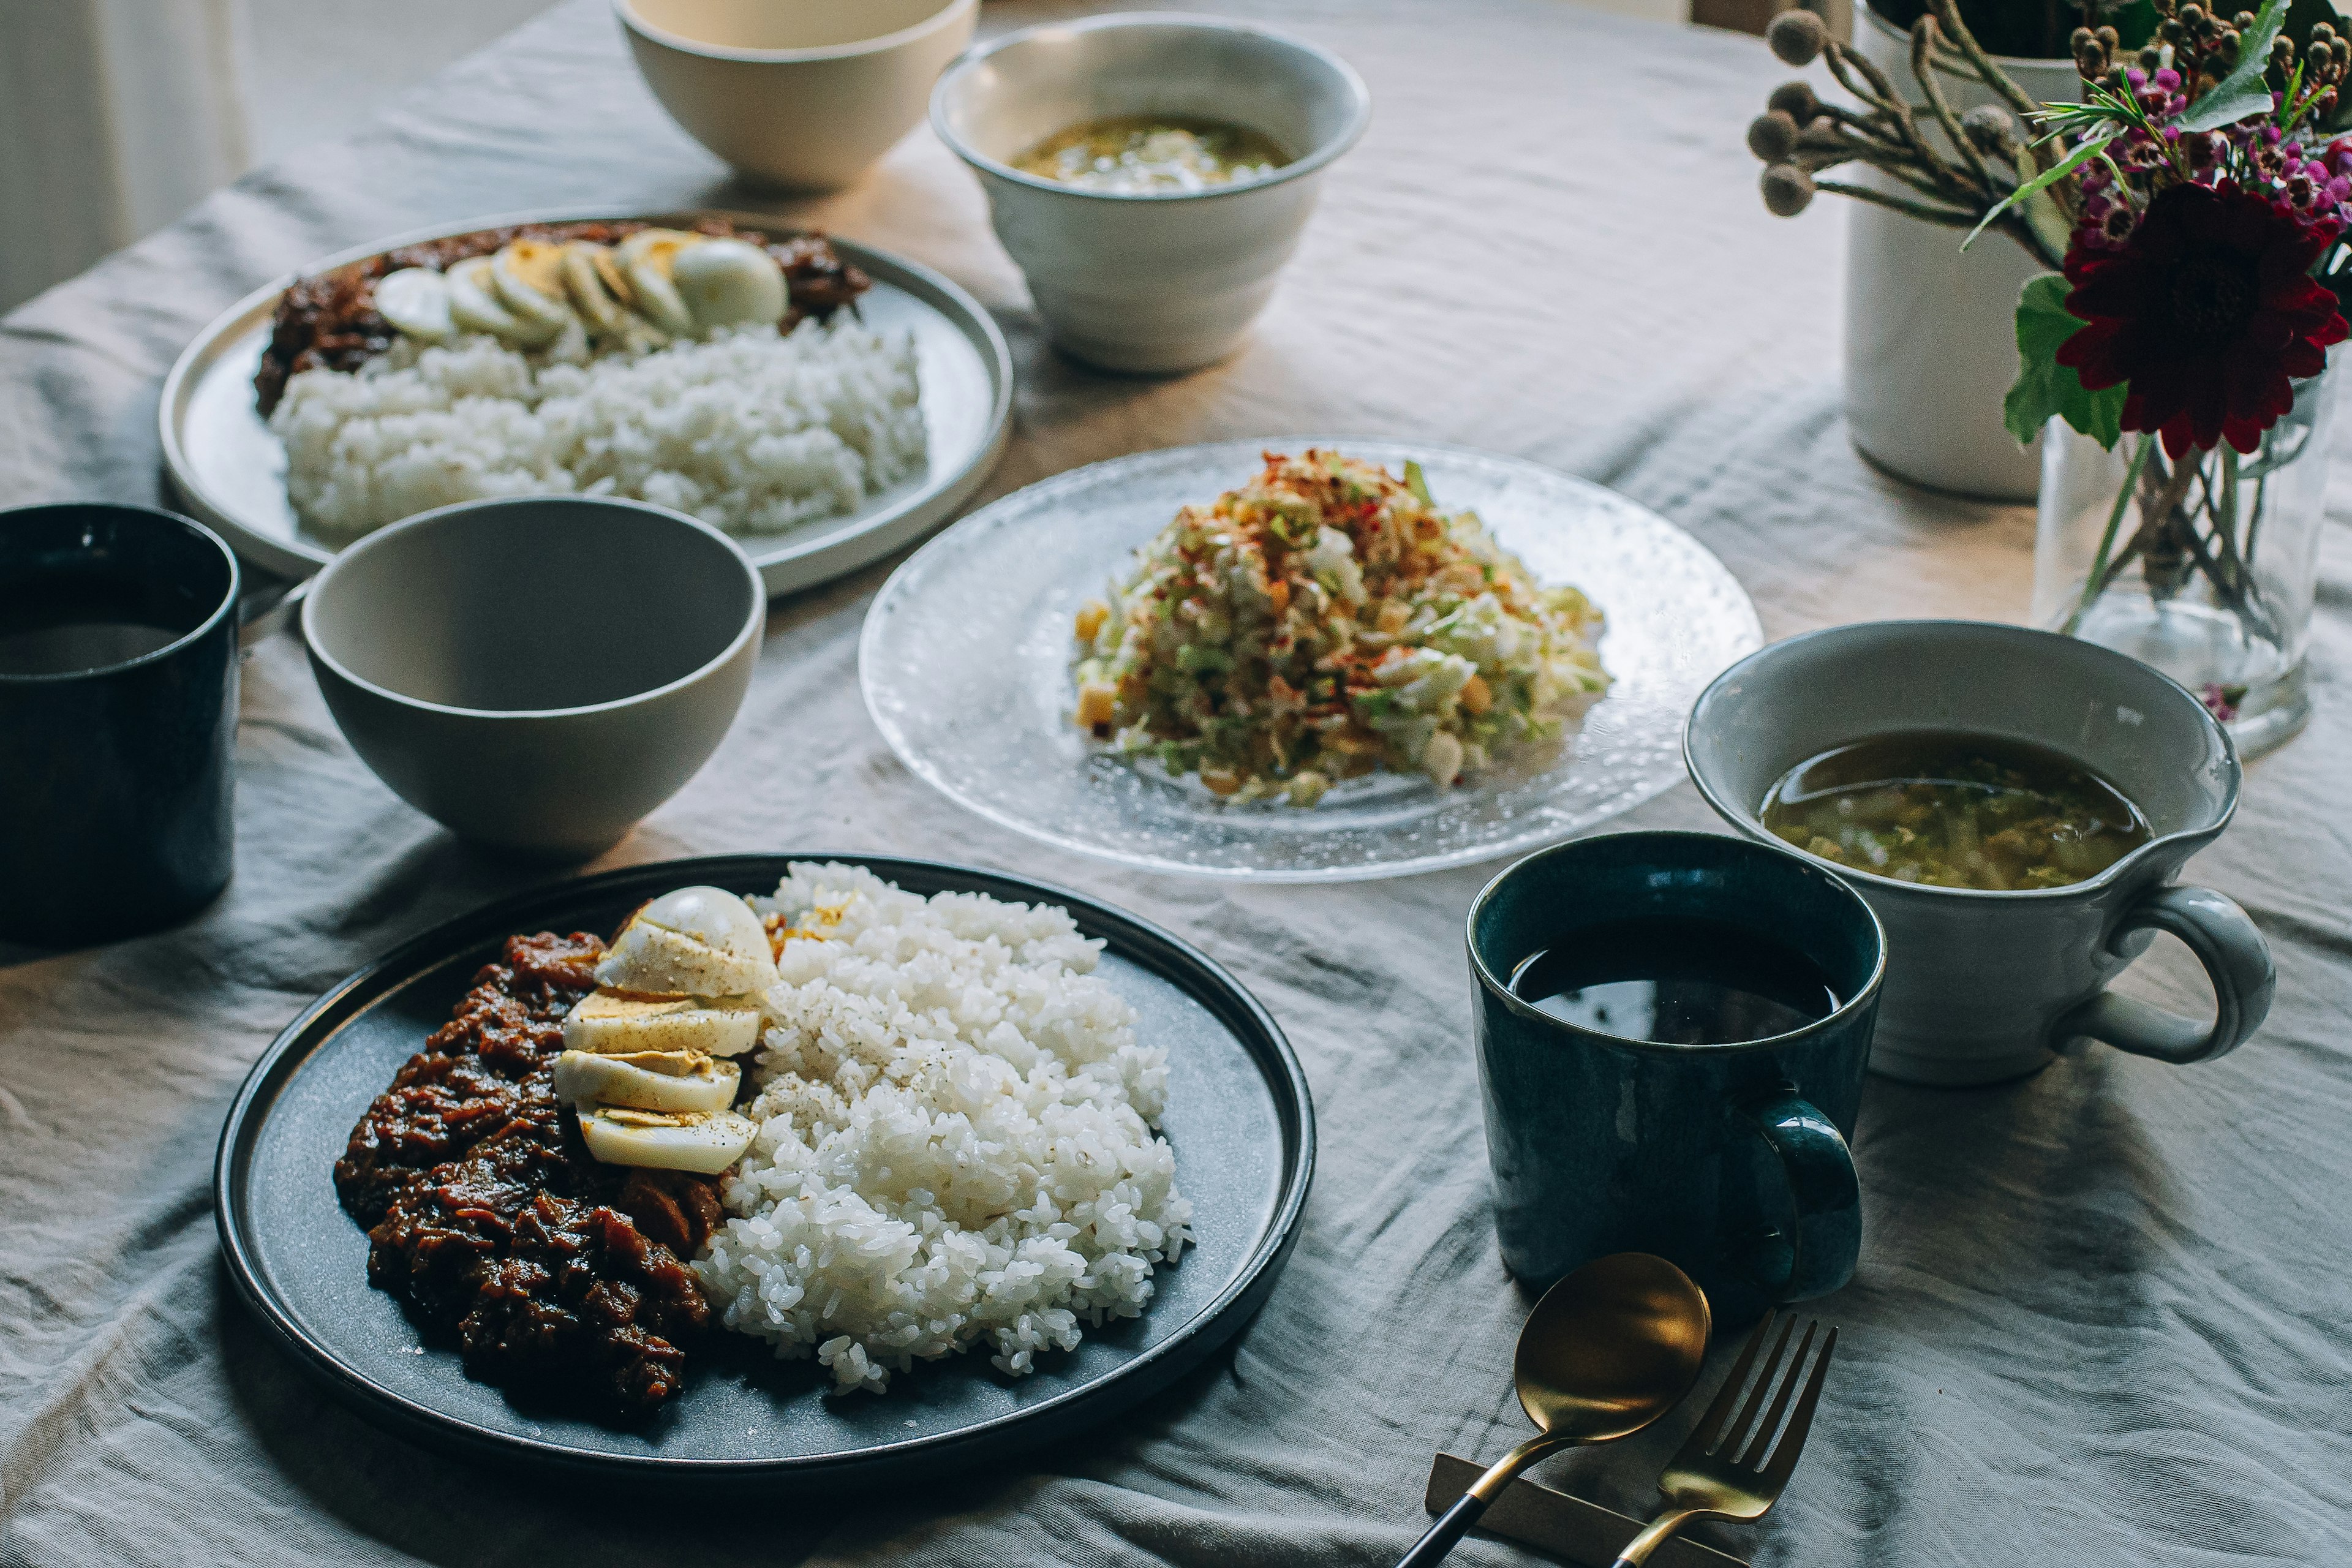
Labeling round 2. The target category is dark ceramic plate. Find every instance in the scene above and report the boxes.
[214,854,1313,1486]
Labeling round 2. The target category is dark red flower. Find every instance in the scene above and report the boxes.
[2057,181,2347,456]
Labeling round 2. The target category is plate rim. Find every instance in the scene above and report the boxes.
[159,208,1016,595]
[212,851,1314,1482]
[858,435,1764,883]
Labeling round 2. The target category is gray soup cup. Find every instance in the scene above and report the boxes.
[1685,619,2270,1087]
[931,12,1371,374]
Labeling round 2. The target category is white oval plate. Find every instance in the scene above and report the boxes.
[160,211,1012,597]
[861,439,1763,882]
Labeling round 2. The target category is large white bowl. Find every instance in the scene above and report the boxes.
[930,12,1371,374]
[303,496,764,859]
[618,0,977,190]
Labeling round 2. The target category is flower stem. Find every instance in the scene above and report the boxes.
[2062,433,2150,636]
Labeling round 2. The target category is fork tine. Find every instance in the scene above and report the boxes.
[1732,1320,1819,1468]
[1757,1325,1838,1490]
[1687,1310,1778,1450]
[1716,1313,1798,1459]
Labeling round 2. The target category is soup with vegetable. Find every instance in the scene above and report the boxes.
[1760,731,2151,891]
[1011,115,1290,194]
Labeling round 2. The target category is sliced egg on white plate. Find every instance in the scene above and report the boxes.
[562,989,763,1057]
[673,237,786,332]
[445,255,546,344]
[552,1049,739,1114]
[373,268,454,342]
[615,228,698,336]
[579,1106,757,1174]
[490,239,575,339]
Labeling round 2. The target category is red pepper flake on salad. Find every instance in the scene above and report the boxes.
[1071,450,1610,805]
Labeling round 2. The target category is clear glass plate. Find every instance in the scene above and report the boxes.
[860,439,1762,881]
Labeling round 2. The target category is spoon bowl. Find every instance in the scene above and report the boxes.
[1398,1253,1711,1567]
[1516,1253,1715,1443]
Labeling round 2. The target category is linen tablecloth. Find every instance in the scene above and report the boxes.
[4,2,2350,1562]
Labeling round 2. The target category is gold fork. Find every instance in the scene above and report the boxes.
[1607,1310,1837,1568]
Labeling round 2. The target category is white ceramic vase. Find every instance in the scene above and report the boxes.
[1843,7,2080,502]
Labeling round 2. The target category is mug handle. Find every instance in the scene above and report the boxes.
[1734,1091,1861,1303]
[2054,884,2274,1066]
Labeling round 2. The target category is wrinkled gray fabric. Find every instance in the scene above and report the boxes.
[4,1,2350,1564]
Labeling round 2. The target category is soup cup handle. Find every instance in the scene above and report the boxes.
[2057,884,2275,1065]
[1734,1091,1861,1303]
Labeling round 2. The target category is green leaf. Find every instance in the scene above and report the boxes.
[2005,273,2129,448]
[1403,458,1433,507]
[2179,0,2290,131]
[1963,126,2116,252]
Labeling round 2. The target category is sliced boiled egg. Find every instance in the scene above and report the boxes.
[552,1049,739,1114]
[445,255,548,344]
[562,989,763,1057]
[560,241,628,336]
[373,268,454,342]
[579,1105,757,1174]
[595,885,779,999]
[673,237,786,333]
[614,228,699,336]
[491,239,575,340]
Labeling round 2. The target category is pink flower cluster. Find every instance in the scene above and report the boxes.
[2068,70,2352,258]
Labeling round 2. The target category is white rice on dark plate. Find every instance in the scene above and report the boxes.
[270,318,926,539]
[698,864,1190,1393]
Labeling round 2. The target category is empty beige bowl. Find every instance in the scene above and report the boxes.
[618,0,978,189]
[301,496,765,859]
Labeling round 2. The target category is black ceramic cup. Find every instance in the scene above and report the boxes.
[1467,831,1883,1325]
[0,503,239,944]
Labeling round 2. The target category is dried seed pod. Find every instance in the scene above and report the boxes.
[2139,45,2164,67]
[1748,110,1801,161]
[1749,110,1796,160]
[2180,3,2205,24]
[2097,24,2121,46]
[2233,9,2255,27]
[1761,162,1816,216]
[1768,80,1820,121]
[1960,102,2020,156]
[1766,9,1828,66]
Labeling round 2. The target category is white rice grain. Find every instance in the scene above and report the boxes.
[270,318,925,539]
[696,864,1190,1393]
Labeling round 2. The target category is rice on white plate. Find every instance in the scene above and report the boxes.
[699,864,1191,1393]
[269,317,927,539]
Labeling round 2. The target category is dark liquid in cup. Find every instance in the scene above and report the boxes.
[1507,918,1841,1045]
[0,584,186,676]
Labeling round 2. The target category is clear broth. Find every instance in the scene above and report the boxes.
[1507,917,1841,1046]
[1761,730,2151,891]
[1011,114,1291,194]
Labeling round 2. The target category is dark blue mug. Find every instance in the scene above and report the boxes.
[1466,831,1883,1324]
[0,503,239,945]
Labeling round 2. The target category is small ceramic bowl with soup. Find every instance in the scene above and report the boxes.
[617,0,978,189]
[931,12,1371,373]
[302,496,764,859]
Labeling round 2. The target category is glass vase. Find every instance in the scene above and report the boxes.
[2032,362,2337,758]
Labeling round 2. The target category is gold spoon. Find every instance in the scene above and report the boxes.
[1396,1253,1711,1568]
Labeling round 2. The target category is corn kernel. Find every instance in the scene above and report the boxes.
[1074,682,1117,728]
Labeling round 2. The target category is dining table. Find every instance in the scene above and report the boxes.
[4,0,2351,1562]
